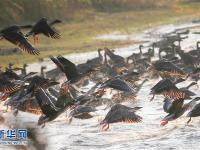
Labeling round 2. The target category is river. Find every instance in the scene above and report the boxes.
[1,21,200,150]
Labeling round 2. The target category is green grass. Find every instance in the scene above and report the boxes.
[1,2,200,67]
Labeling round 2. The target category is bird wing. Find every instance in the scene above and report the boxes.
[19,25,33,29]
[180,88,196,97]
[103,104,142,124]
[76,63,93,74]
[106,78,135,93]
[41,22,60,39]
[163,98,173,113]
[49,19,62,26]
[74,106,97,114]
[121,110,143,123]
[2,70,20,80]
[151,79,176,92]
[50,56,65,73]
[105,108,142,124]
[162,113,176,121]
[0,78,20,93]
[48,88,60,98]
[155,61,186,78]
[35,88,61,116]
[57,56,79,80]
[151,79,186,99]
[169,99,184,113]
[3,31,39,55]
[187,102,200,117]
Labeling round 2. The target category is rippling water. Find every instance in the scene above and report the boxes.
[1,21,200,150]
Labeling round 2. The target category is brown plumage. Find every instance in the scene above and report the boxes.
[150,78,189,101]
[25,18,61,42]
[100,104,142,131]
[0,25,39,55]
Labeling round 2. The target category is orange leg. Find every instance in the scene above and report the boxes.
[33,35,39,44]
[160,120,168,126]
[36,35,39,44]
[98,89,105,97]
[33,35,36,44]
[0,95,8,101]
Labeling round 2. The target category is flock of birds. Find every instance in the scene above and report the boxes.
[1,18,200,131]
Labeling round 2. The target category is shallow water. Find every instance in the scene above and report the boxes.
[1,21,200,150]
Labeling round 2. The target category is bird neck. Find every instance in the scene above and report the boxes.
[104,52,108,64]
[139,46,143,55]
[98,49,102,58]
[186,82,196,89]
[40,69,45,78]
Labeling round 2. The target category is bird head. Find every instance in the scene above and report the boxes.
[61,82,70,94]
[190,82,197,87]
[193,97,200,101]
[38,115,47,126]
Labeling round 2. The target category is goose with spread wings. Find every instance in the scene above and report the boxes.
[152,60,188,79]
[36,86,75,127]
[0,25,39,55]
[150,78,193,101]
[161,97,200,126]
[25,18,61,44]
[100,104,142,131]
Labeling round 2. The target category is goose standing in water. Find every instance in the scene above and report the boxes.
[21,64,28,76]
[104,47,125,65]
[40,66,47,78]
[188,41,200,56]
[176,48,200,68]
[86,48,104,68]
[143,43,155,58]
[127,45,143,63]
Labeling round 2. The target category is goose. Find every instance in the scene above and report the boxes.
[25,18,61,44]
[100,104,142,131]
[0,25,39,55]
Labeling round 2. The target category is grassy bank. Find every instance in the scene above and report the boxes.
[0,1,200,67]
